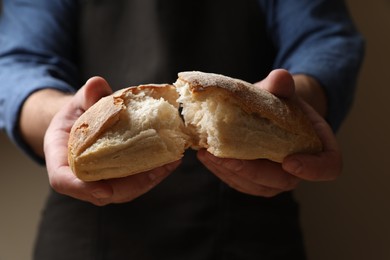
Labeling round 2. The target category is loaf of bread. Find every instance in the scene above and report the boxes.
[68,71,322,181]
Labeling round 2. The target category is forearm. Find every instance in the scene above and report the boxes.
[293,74,327,118]
[19,89,73,158]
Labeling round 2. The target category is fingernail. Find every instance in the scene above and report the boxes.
[92,189,111,199]
[284,159,303,174]
[148,172,158,181]
[223,159,244,172]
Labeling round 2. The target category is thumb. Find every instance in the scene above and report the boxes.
[254,69,295,98]
[77,76,113,111]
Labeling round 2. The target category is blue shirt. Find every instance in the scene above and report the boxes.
[0,0,364,160]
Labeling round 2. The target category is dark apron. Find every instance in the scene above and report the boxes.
[34,1,306,259]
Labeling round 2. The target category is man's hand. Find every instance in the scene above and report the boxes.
[44,77,179,206]
[197,69,342,197]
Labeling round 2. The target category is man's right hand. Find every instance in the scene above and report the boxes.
[43,77,179,206]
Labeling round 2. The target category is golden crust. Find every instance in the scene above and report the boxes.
[68,94,124,171]
[68,84,179,177]
[177,71,321,144]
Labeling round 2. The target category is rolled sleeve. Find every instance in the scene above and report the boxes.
[263,0,365,131]
[0,0,79,161]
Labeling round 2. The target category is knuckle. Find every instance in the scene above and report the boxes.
[49,177,64,193]
[223,159,245,172]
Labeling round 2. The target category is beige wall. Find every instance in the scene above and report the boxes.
[0,134,48,260]
[0,0,389,259]
[296,0,390,259]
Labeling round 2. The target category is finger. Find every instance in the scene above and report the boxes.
[97,160,180,204]
[74,76,113,113]
[49,160,179,206]
[199,150,300,190]
[44,119,114,206]
[204,159,284,197]
[198,150,300,197]
[45,77,114,135]
[253,69,295,98]
[44,76,115,205]
[283,100,342,181]
[49,165,114,206]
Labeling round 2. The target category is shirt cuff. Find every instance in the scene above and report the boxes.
[4,76,75,164]
[285,48,362,132]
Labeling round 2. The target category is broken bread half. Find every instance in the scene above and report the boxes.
[175,71,322,162]
[68,84,191,182]
[69,71,322,181]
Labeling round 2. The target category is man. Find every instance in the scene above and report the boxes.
[0,0,364,259]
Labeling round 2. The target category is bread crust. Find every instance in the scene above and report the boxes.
[68,93,125,170]
[68,84,187,181]
[177,71,315,137]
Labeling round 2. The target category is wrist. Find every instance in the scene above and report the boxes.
[19,89,73,157]
[293,74,327,117]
